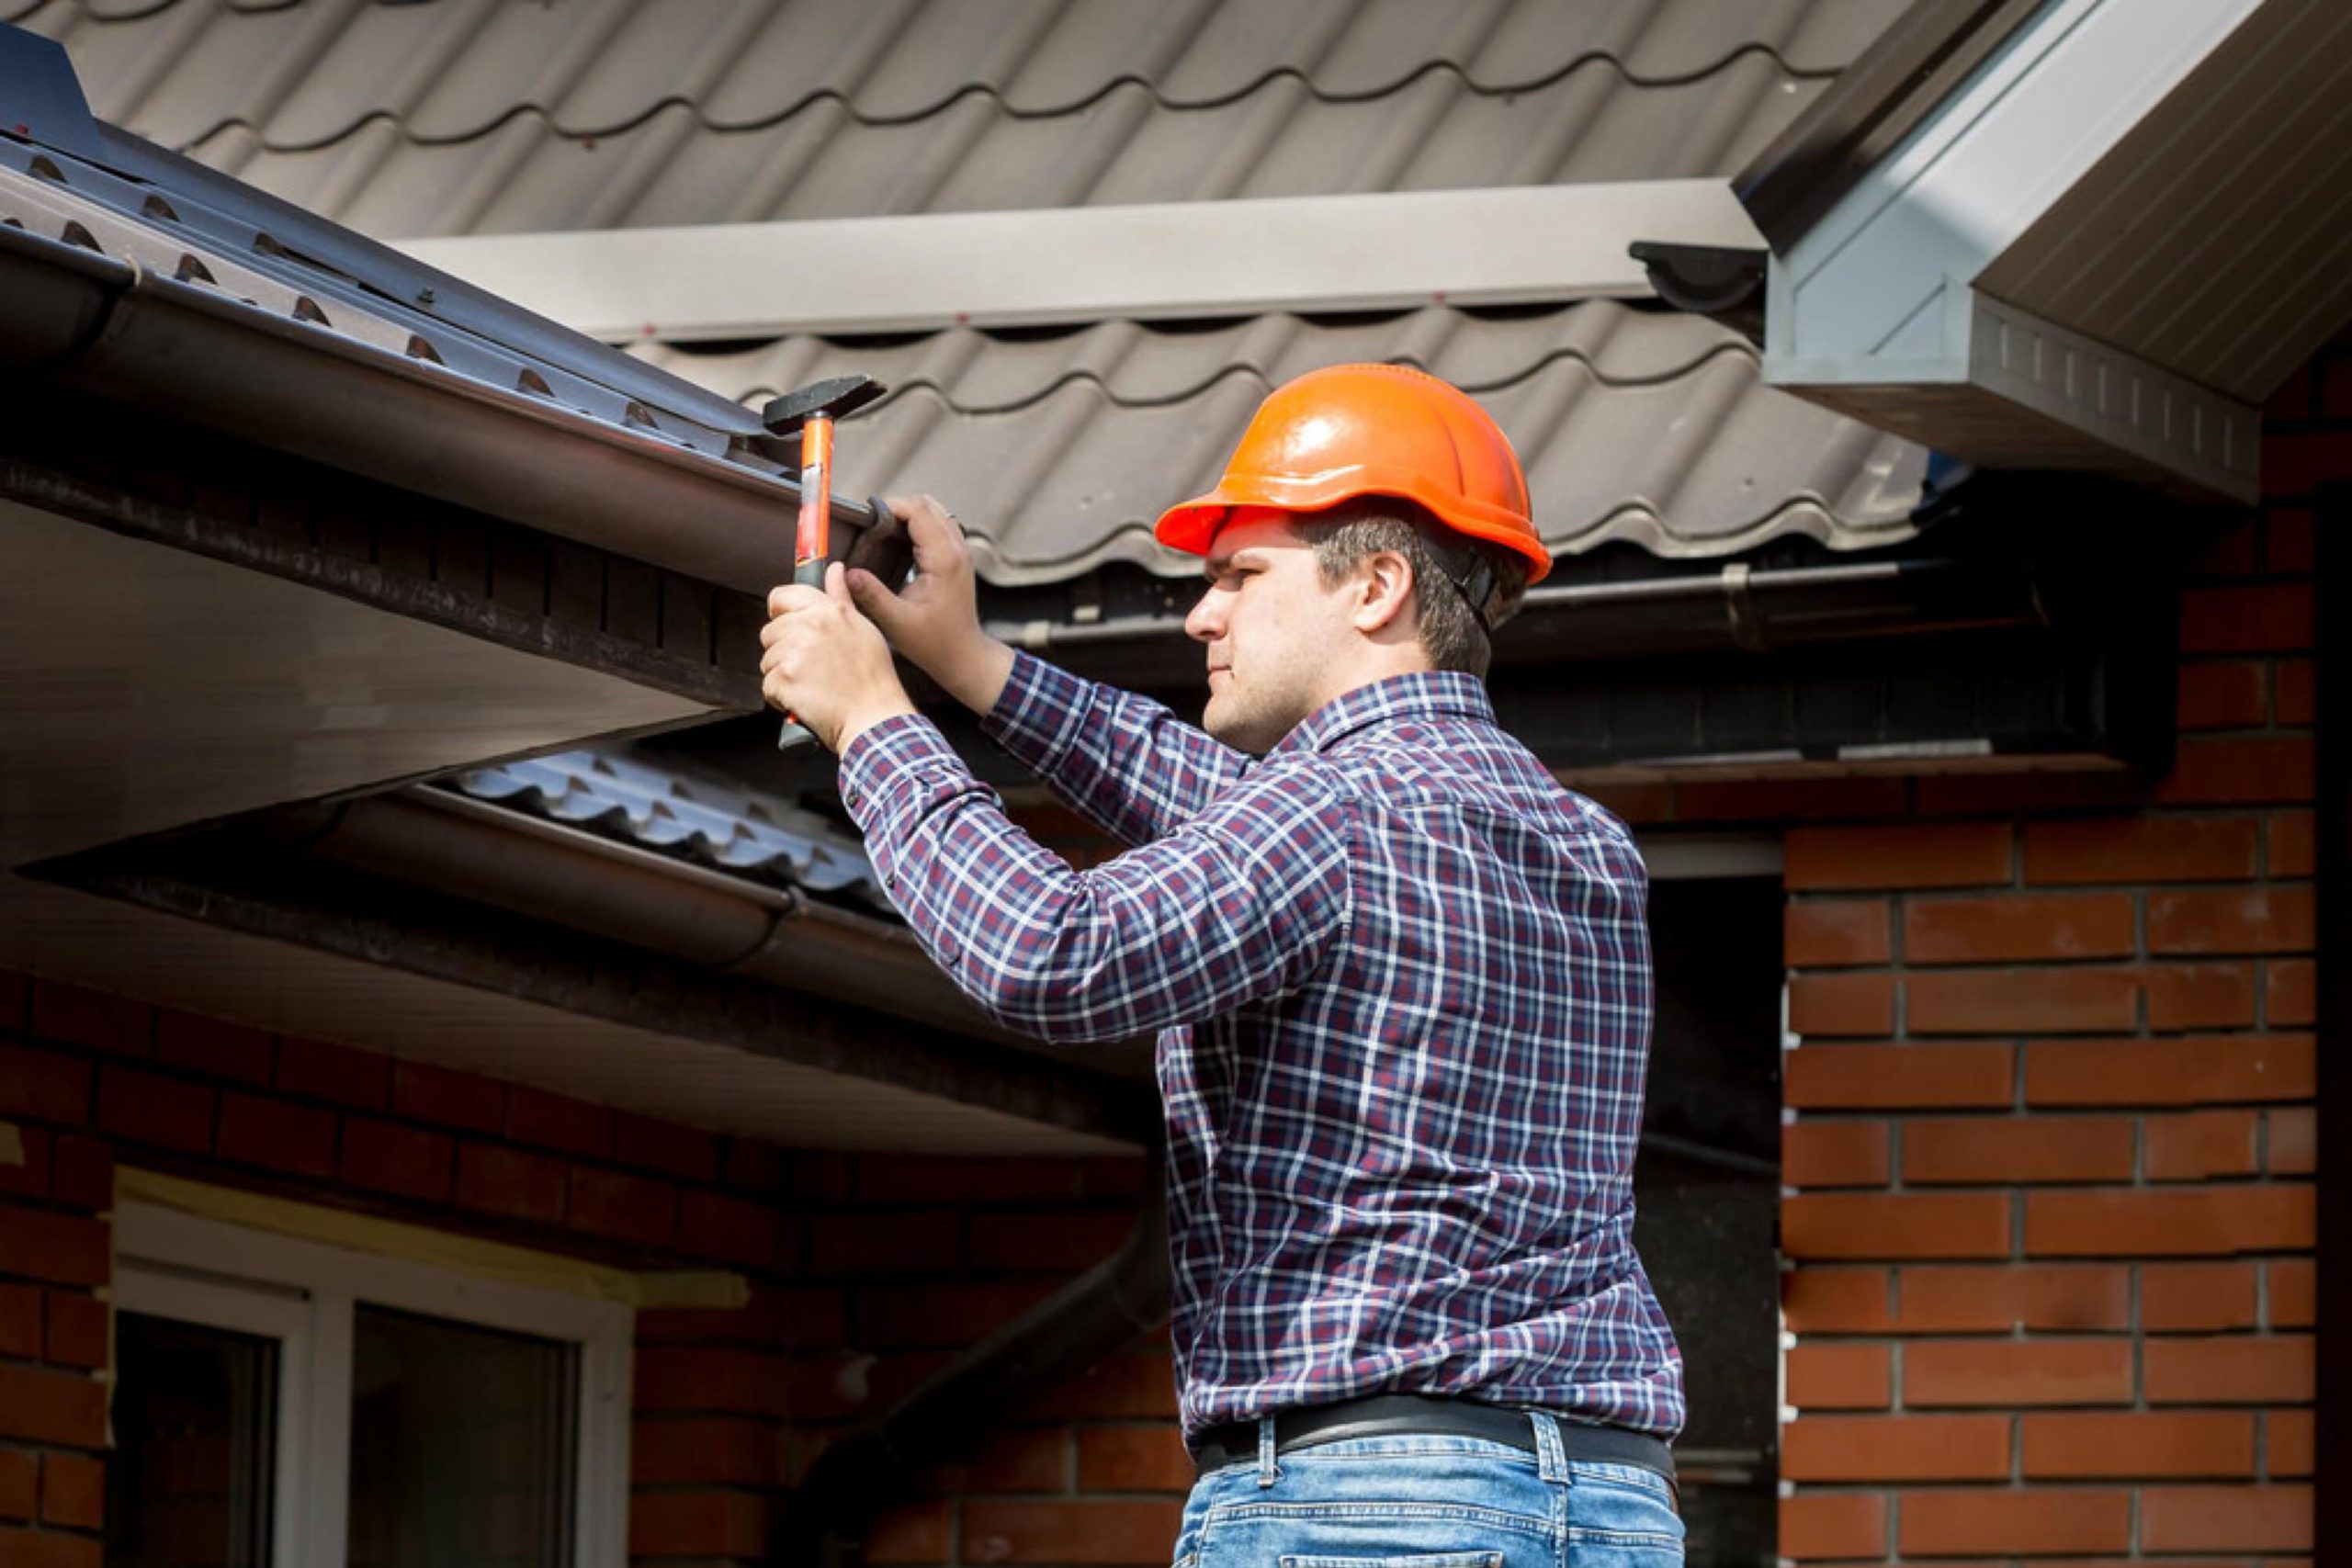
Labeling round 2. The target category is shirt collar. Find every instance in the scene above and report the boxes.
[1273,671,1497,757]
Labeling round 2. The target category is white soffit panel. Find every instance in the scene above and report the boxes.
[1772,0,2263,363]
[397,183,1766,343]
[1760,0,2267,502]
[4,875,1124,1155]
[0,499,713,865]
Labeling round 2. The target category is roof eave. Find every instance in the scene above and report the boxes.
[1734,0,2352,504]
[0,219,888,592]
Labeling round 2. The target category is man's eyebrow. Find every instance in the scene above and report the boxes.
[1204,549,1261,581]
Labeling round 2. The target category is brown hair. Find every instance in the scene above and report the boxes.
[1299,497,1528,678]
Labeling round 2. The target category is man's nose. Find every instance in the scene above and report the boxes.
[1184,589,1220,644]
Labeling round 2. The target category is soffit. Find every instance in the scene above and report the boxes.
[0,494,709,866]
[14,0,1911,233]
[5,874,1124,1153]
[634,301,1934,583]
[1973,0,2352,404]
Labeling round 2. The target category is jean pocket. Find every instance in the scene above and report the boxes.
[1282,1555,1503,1568]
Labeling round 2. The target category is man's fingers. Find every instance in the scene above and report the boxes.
[894,493,967,567]
[766,582,828,617]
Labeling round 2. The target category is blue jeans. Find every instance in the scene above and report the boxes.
[1172,1415,1686,1568]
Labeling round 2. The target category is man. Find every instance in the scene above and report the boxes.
[763,364,1685,1566]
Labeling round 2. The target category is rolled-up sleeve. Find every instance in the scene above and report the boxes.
[840,711,1353,1043]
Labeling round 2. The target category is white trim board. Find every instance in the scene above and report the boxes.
[397,182,1765,342]
[117,1201,632,1568]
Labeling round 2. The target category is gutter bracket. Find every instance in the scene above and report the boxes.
[1719,562,1769,653]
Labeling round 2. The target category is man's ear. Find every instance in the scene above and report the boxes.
[1351,549,1416,635]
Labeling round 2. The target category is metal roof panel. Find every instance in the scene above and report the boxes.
[22,0,1909,233]
[636,301,1930,584]
[447,749,891,908]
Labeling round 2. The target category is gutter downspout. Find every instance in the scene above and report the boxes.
[775,1145,1170,1568]
[2313,480,2348,1554]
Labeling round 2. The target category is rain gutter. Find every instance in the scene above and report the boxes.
[264,789,1022,1050]
[0,221,885,598]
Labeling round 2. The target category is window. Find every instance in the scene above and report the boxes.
[113,1202,630,1568]
[1630,857,1786,1567]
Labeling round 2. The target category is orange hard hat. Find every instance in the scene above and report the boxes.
[1154,362,1551,584]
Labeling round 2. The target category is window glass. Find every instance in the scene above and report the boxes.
[108,1312,277,1568]
[345,1304,577,1568]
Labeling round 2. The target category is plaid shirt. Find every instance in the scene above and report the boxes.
[839,652,1683,1441]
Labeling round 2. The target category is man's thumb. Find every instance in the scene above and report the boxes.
[843,565,899,627]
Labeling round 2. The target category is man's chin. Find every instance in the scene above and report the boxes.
[1202,697,1282,756]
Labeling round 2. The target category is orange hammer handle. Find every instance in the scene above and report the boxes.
[778,415,836,750]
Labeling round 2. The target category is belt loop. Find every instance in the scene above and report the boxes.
[1531,1410,1569,1485]
[1256,1414,1280,1489]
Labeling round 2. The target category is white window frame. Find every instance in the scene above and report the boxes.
[115,1201,630,1568]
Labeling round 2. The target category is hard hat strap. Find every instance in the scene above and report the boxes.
[1438,548,1502,635]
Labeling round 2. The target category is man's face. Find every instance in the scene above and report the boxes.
[1182,508,1356,753]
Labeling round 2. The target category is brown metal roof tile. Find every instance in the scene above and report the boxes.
[183,54,1836,236]
[23,0,1910,233]
[634,302,1929,585]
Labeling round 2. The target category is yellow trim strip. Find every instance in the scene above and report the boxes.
[116,1168,748,1310]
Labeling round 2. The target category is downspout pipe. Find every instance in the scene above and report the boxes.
[775,1145,1171,1568]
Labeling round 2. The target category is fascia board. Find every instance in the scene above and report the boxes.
[1775,0,2264,367]
[1966,291,2257,502]
[395,183,1765,342]
[1772,289,2259,502]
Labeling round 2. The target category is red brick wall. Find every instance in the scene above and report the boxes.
[0,973,1174,1567]
[731,1154,1186,1568]
[1747,358,2332,1561]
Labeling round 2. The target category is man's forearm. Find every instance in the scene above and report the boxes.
[928,633,1018,718]
[979,650,1250,846]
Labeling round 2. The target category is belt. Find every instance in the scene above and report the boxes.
[1190,1393,1677,1502]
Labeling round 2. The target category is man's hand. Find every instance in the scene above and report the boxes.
[845,495,1015,716]
[761,563,917,753]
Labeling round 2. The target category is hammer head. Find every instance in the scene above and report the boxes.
[761,374,888,436]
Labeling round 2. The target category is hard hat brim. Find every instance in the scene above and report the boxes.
[1155,468,1553,584]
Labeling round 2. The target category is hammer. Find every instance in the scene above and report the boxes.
[763,374,891,751]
